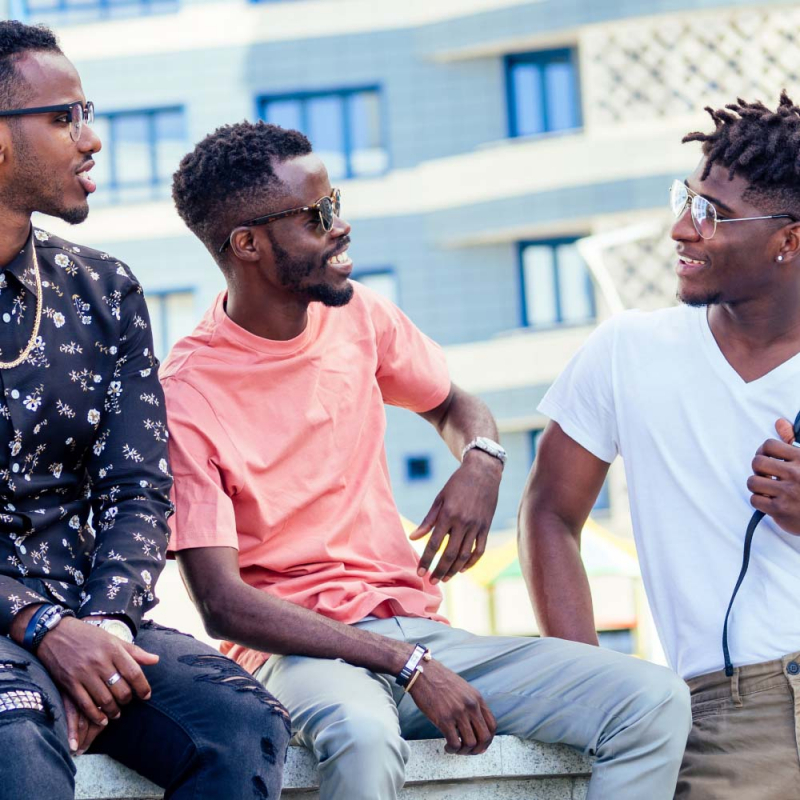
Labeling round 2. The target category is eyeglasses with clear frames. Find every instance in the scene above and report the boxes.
[669,179,795,239]
[0,100,95,143]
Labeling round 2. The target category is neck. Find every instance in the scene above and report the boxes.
[225,284,310,341]
[0,211,32,268]
[708,284,800,350]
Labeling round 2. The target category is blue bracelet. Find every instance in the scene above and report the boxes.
[21,605,52,652]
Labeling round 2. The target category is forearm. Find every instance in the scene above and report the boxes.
[518,508,599,645]
[427,386,499,460]
[202,580,415,674]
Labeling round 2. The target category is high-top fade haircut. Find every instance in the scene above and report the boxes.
[683,90,800,216]
[0,21,61,108]
[172,121,312,266]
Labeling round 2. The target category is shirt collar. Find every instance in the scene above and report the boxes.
[5,227,42,295]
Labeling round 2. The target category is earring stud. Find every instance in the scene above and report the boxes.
[777,255,784,262]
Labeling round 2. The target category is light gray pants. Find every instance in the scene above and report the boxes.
[255,617,691,800]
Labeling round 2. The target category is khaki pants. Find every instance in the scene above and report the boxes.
[257,616,691,800]
[676,651,800,800]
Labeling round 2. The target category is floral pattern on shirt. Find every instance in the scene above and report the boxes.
[0,228,173,635]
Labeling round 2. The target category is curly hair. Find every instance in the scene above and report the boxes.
[683,91,800,214]
[0,21,61,108]
[172,121,312,263]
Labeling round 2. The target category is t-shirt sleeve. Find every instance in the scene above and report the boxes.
[537,316,620,464]
[162,377,240,552]
[364,286,451,412]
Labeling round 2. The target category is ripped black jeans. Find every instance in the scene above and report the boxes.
[0,621,291,799]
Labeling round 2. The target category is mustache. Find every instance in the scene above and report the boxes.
[322,236,351,262]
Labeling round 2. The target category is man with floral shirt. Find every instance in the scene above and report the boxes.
[0,21,289,800]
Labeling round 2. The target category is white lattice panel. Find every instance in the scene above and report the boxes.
[582,7,800,129]
[586,217,678,312]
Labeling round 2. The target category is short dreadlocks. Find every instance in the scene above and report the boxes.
[683,91,800,215]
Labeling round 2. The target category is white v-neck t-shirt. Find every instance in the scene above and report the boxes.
[539,304,800,679]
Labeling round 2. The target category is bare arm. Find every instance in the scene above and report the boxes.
[418,383,500,461]
[517,421,610,645]
[411,385,503,582]
[178,545,417,671]
[177,545,498,755]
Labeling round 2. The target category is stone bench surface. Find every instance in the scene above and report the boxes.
[75,737,592,799]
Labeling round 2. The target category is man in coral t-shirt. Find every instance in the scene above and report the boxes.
[162,121,691,800]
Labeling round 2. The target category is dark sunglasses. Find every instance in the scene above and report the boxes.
[219,188,341,255]
[0,100,94,143]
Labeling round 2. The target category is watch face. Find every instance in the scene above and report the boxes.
[102,619,134,642]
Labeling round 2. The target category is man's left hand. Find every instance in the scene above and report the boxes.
[410,452,501,583]
[747,418,800,534]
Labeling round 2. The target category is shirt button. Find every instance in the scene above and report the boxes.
[10,390,19,399]
[11,464,19,474]
[2,313,10,323]
[788,661,800,675]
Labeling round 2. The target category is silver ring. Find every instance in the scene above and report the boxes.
[106,672,122,687]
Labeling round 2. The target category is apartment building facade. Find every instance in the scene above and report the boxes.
[3,0,797,645]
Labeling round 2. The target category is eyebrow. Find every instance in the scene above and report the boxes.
[683,179,736,215]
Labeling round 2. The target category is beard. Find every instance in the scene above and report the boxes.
[677,289,722,308]
[269,231,354,307]
[2,124,90,225]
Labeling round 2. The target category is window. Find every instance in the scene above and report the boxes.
[258,88,387,180]
[519,238,595,329]
[530,429,609,512]
[506,49,581,137]
[21,0,177,25]
[598,629,634,654]
[146,289,195,360]
[90,107,187,205]
[353,270,398,306]
[406,456,431,482]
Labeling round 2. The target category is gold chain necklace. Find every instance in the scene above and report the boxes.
[0,242,43,369]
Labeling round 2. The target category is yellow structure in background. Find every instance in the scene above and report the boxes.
[411,517,661,662]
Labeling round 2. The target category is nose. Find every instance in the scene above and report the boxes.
[331,213,351,238]
[670,203,699,243]
[78,120,102,154]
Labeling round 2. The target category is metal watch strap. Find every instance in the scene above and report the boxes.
[461,436,507,466]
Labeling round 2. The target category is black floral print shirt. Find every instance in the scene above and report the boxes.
[0,227,173,636]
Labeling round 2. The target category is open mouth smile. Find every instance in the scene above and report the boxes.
[76,161,96,195]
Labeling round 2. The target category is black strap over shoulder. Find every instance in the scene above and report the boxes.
[722,410,800,677]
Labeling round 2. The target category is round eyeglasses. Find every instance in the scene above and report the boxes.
[219,188,342,254]
[670,179,794,239]
[0,100,94,143]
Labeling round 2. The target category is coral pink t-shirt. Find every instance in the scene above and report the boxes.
[161,284,450,673]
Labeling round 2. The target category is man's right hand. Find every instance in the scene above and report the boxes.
[407,659,496,755]
[35,617,158,727]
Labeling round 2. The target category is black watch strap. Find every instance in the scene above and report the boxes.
[396,643,430,688]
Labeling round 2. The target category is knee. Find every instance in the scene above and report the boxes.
[219,685,292,758]
[633,665,692,745]
[0,678,74,789]
[317,710,407,764]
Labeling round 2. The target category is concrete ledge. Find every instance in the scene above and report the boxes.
[75,737,593,799]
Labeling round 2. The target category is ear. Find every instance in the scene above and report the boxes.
[0,122,11,167]
[775,222,800,264]
[229,227,265,263]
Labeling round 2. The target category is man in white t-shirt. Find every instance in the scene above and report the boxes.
[520,92,800,799]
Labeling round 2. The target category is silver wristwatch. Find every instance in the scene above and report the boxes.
[84,618,134,643]
[461,436,507,467]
